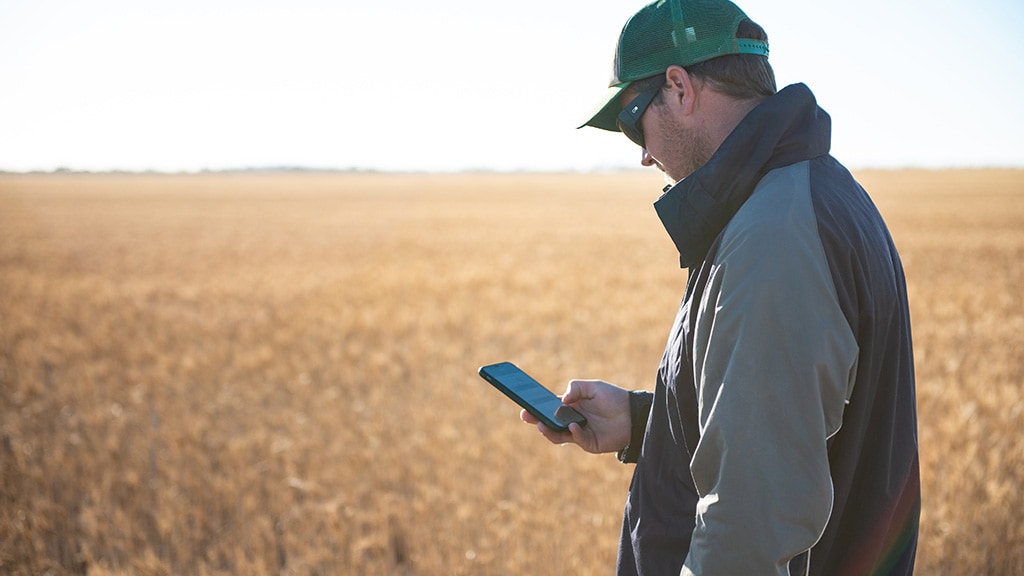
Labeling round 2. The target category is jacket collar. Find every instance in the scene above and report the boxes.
[653,83,832,268]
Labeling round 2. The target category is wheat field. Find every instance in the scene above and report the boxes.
[1,170,1022,575]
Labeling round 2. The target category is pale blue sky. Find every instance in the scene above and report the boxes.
[2,0,1022,172]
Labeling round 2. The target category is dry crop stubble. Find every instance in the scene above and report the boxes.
[1,170,1022,575]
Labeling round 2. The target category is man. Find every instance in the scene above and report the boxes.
[521,0,921,574]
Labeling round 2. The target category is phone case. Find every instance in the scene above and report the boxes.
[478,361,587,432]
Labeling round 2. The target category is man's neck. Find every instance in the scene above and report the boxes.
[702,94,767,156]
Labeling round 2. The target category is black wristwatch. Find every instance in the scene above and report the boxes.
[617,390,654,464]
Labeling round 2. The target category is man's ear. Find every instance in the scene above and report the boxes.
[663,65,697,115]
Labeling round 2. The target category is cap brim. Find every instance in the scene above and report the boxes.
[577,83,630,132]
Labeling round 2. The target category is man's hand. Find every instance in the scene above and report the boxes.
[521,379,632,454]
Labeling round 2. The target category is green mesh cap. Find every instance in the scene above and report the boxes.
[579,0,769,132]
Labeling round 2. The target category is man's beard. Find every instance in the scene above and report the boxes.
[664,122,713,184]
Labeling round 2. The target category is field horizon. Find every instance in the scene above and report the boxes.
[2,170,1022,574]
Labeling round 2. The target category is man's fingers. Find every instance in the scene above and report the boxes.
[521,408,538,424]
[568,422,596,452]
[561,379,591,404]
[537,422,573,445]
[568,422,584,443]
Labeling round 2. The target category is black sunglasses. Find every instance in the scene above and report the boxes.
[616,89,659,148]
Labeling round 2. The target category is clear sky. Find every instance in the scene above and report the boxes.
[2,0,1023,173]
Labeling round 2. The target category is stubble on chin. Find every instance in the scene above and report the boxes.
[660,116,713,185]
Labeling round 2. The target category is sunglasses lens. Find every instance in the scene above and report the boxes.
[617,89,656,148]
[614,117,638,145]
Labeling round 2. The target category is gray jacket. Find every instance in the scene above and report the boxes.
[616,84,920,576]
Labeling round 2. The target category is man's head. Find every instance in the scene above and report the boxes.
[581,0,776,181]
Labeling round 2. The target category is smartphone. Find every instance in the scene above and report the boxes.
[478,361,587,433]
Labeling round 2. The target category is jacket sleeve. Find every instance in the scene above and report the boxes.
[681,165,859,575]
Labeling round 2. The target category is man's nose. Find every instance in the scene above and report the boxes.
[641,148,655,167]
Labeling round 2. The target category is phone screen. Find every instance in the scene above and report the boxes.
[478,362,587,432]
